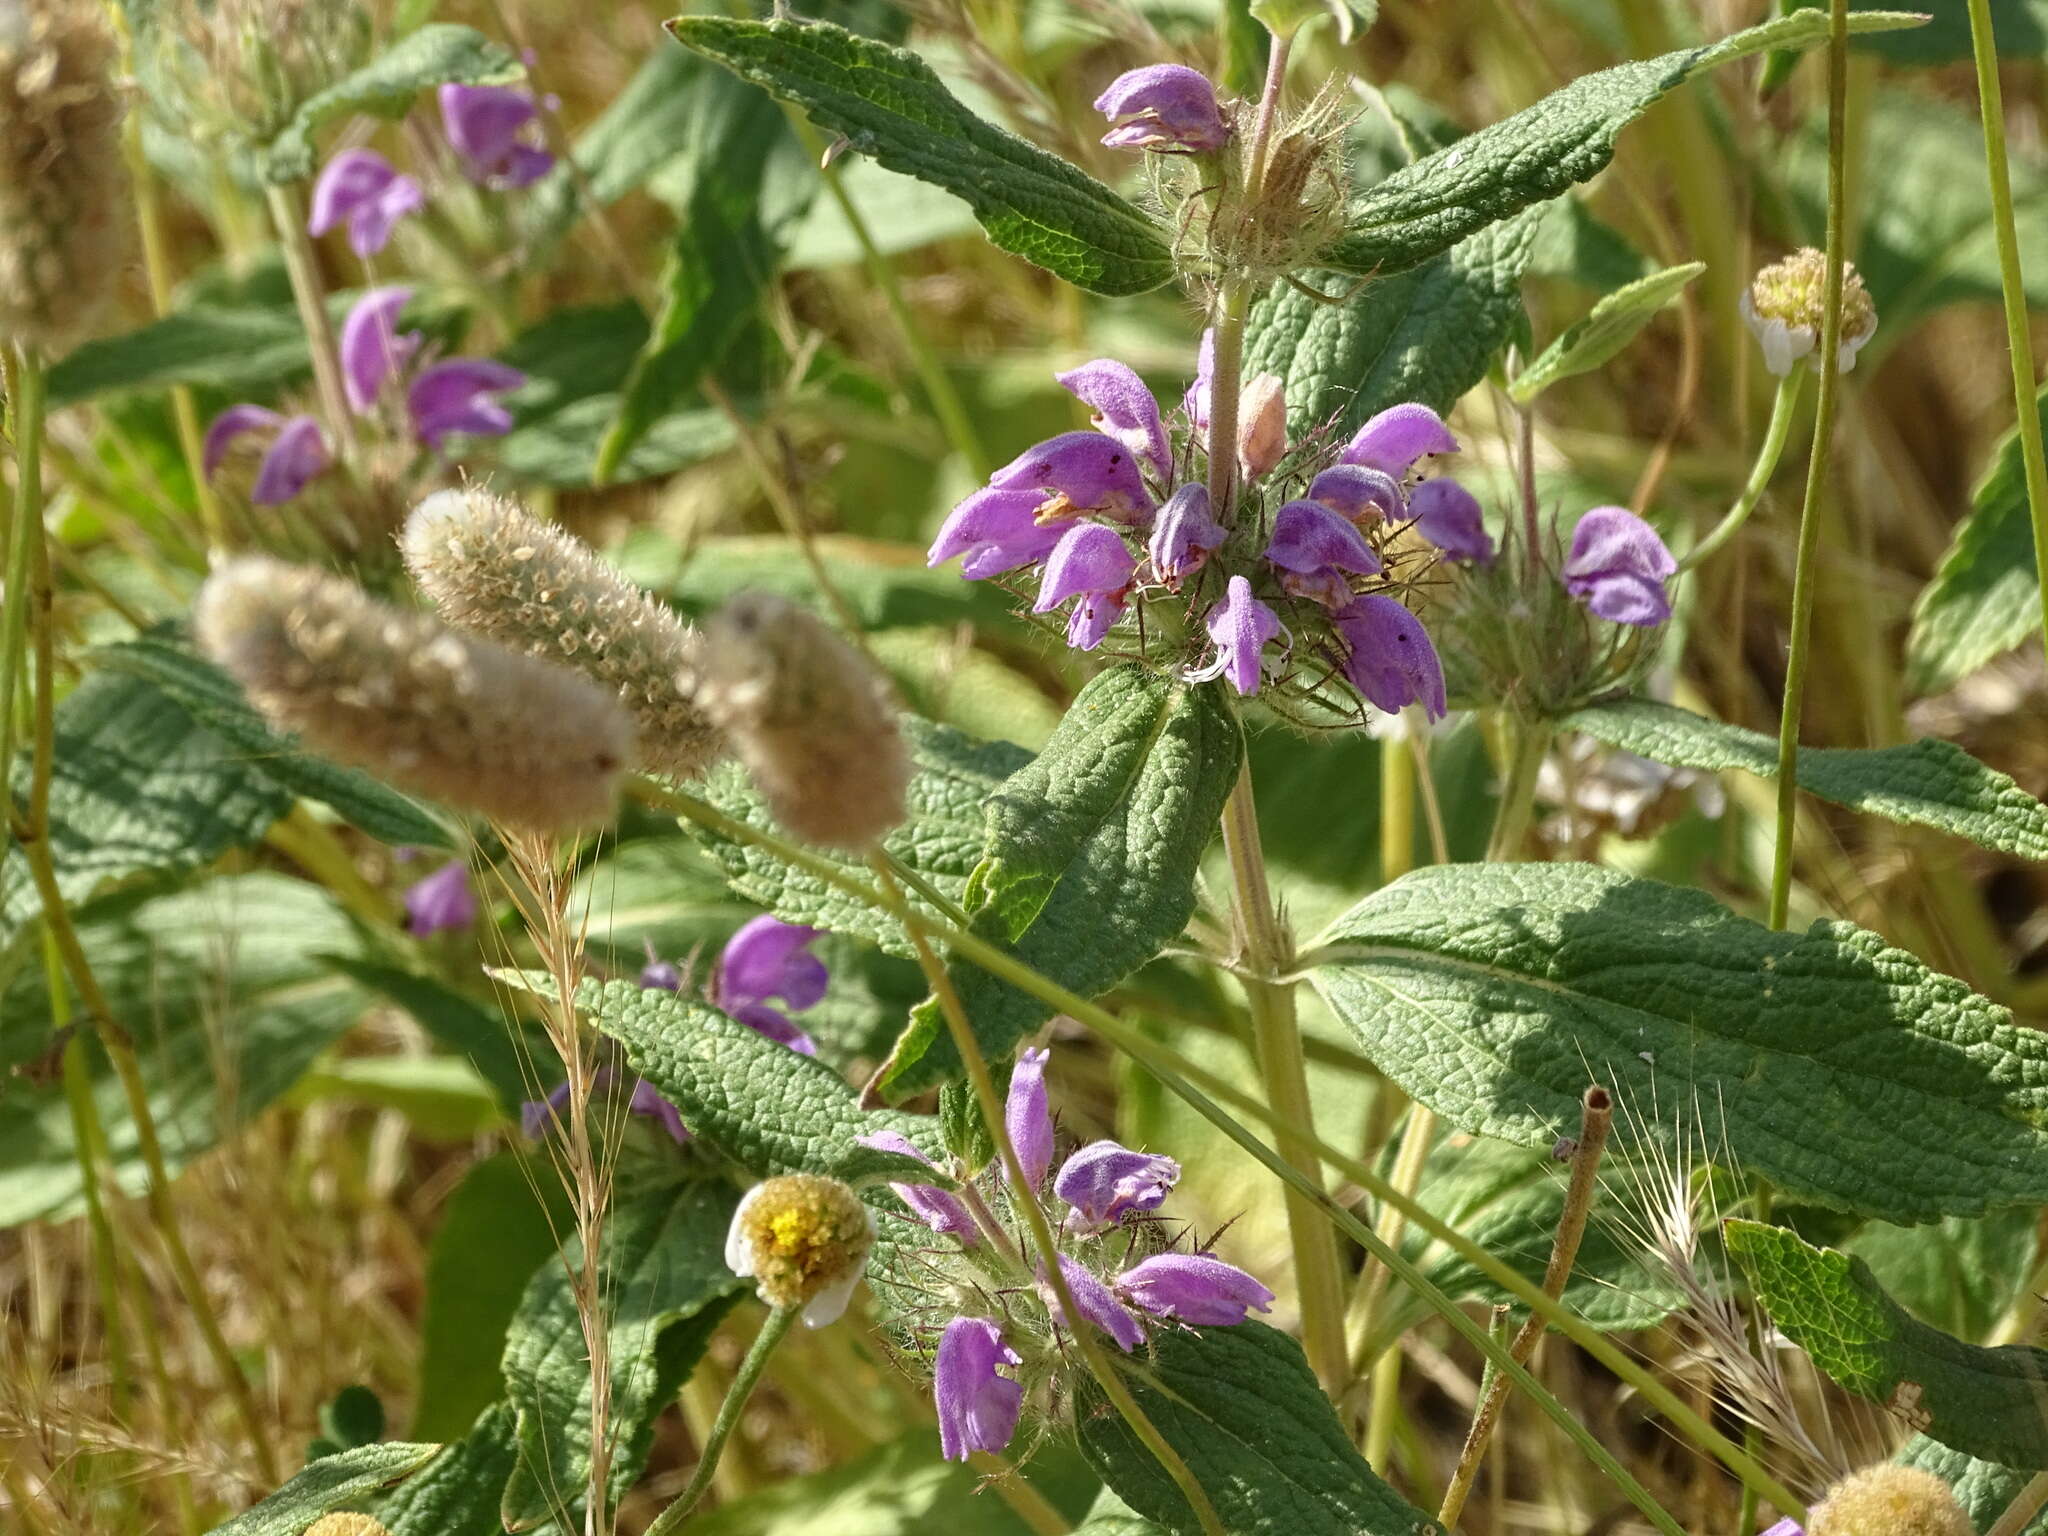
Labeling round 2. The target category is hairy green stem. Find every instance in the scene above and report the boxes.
[1768,0,1852,932]
[646,1305,799,1533]
[2,345,45,780]
[1484,715,1552,862]
[264,182,359,459]
[1679,372,1805,573]
[1379,732,1415,884]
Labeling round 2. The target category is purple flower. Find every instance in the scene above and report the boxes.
[988,431,1152,523]
[203,406,332,505]
[403,860,475,935]
[934,1317,1024,1461]
[308,148,425,257]
[1117,1253,1274,1327]
[1056,359,1170,481]
[1043,1255,1145,1351]
[439,82,554,188]
[1034,523,1135,651]
[1265,499,1382,607]
[522,1070,687,1143]
[1054,1140,1180,1233]
[855,1129,977,1242]
[638,949,684,991]
[339,285,419,414]
[1340,402,1458,478]
[407,358,526,451]
[1094,64,1230,154]
[1147,483,1226,589]
[1334,594,1447,720]
[928,488,1069,580]
[1006,1045,1053,1189]
[1198,574,1283,697]
[1308,464,1404,526]
[1759,1523,1801,1536]
[627,1078,689,1142]
[1561,505,1677,626]
[1409,478,1494,564]
[712,915,827,1056]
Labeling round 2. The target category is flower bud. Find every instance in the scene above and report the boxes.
[1237,373,1289,478]
[195,557,634,833]
[1808,1466,1971,1536]
[304,1518,394,1536]
[694,594,910,850]
[401,488,719,781]
[725,1173,875,1327]
[1742,248,1878,377]
[0,0,127,352]
[1094,64,1229,154]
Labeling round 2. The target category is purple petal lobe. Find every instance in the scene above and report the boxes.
[1308,464,1404,525]
[627,1078,690,1142]
[1035,522,1135,610]
[1093,63,1229,154]
[1045,1255,1146,1351]
[1065,591,1125,651]
[203,404,285,476]
[1117,1252,1274,1326]
[309,148,424,257]
[407,358,527,450]
[403,860,475,935]
[439,83,553,186]
[1265,499,1382,580]
[1056,358,1171,480]
[1562,505,1677,626]
[1054,1139,1180,1232]
[856,1130,977,1241]
[717,914,829,1011]
[989,431,1151,519]
[1147,483,1227,587]
[339,285,418,414]
[928,487,1064,578]
[251,416,332,505]
[1005,1046,1054,1188]
[1335,594,1447,720]
[935,1317,1024,1461]
[521,1078,576,1141]
[728,1001,818,1057]
[1409,478,1495,564]
[1341,402,1459,476]
[1200,575,1283,697]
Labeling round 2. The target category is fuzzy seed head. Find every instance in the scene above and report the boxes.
[0,0,127,351]
[726,1173,875,1321]
[155,0,369,147]
[1809,1466,1972,1536]
[303,1518,393,1536]
[401,488,720,781]
[694,593,910,850]
[1743,248,1878,375]
[195,557,635,833]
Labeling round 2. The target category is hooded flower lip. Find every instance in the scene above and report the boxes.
[205,406,333,506]
[339,285,419,414]
[1561,505,1677,626]
[712,914,829,1057]
[407,358,526,451]
[1006,1045,1054,1189]
[1094,63,1230,154]
[935,1317,1024,1461]
[1117,1252,1274,1327]
[403,860,474,935]
[1409,478,1495,564]
[927,488,1068,579]
[439,82,555,188]
[1148,483,1226,589]
[1035,523,1135,652]
[1266,499,1383,606]
[989,430,1153,522]
[1056,359,1171,481]
[1054,1139,1180,1233]
[1335,594,1447,720]
[1340,402,1459,478]
[309,148,425,257]
[1044,1254,1145,1351]
[855,1129,978,1242]
[1309,464,1404,525]
[1198,575,1283,697]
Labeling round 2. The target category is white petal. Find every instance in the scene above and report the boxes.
[725,1185,763,1278]
[800,1267,862,1329]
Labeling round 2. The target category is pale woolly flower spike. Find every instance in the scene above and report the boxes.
[694,593,910,851]
[401,487,720,780]
[195,556,635,833]
[1809,1466,1973,1536]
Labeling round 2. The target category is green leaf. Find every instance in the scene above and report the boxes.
[1896,1434,2048,1536]
[1073,1488,1170,1536]
[1844,1209,2040,1345]
[1509,261,1703,402]
[1561,696,2048,858]
[668,16,1174,297]
[379,1402,522,1536]
[1244,204,1546,442]
[47,306,311,406]
[1728,1220,2048,1468]
[206,1443,444,1536]
[1308,863,2048,1224]
[0,874,367,1227]
[499,1175,746,1529]
[1320,9,1926,278]
[1846,0,2047,65]
[1077,1322,1433,1536]
[877,668,1241,1100]
[266,25,521,182]
[1907,382,2046,696]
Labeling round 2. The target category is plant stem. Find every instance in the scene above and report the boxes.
[2,345,46,781]
[1989,1471,2048,1536]
[1964,0,2048,670]
[1243,31,1293,195]
[264,182,359,459]
[56,977,132,1421]
[1768,0,1851,933]
[1485,714,1552,862]
[644,1305,799,1533]
[1438,1086,1614,1529]
[1379,732,1415,883]
[1350,1101,1433,1464]
[867,857,1226,1536]
[1679,372,1805,574]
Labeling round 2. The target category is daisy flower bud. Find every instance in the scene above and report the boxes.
[725,1173,875,1327]
[195,557,633,833]
[402,487,719,781]
[1742,248,1879,377]
[694,593,910,850]
[1808,1466,1971,1536]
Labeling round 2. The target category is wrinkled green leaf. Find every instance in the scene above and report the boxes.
[1073,1488,1170,1536]
[1562,696,2048,858]
[878,668,1241,1100]
[1845,1209,2040,1345]
[206,1443,443,1536]
[668,16,1174,296]
[291,1056,501,1139]
[1309,863,2048,1224]
[380,1402,521,1536]
[1729,1220,2048,1468]
[1896,1434,2048,1536]
[1078,1322,1432,1536]
[48,306,310,406]
[1509,261,1702,402]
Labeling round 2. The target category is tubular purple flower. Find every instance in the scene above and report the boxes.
[1409,478,1495,564]
[988,430,1152,522]
[934,1317,1024,1461]
[1199,575,1282,696]
[855,1130,978,1242]
[1094,63,1229,154]
[1309,464,1404,526]
[1340,402,1459,477]
[713,914,828,1057]
[520,1079,574,1141]
[1335,594,1447,720]
[1265,499,1382,606]
[339,284,417,413]
[627,1078,689,1142]
[1035,523,1134,652]
[928,488,1068,579]
[1054,1139,1180,1232]
[1147,483,1226,588]
[439,82,554,188]
[250,415,332,505]
[1056,358,1171,481]
[1044,1254,1145,1351]
[407,358,526,450]
[1561,505,1677,626]
[203,404,285,476]
[522,1069,686,1142]
[1005,1045,1053,1188]
[1117,1253,1274,1326]
[308,148,425,257]
[403,860,474,935]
